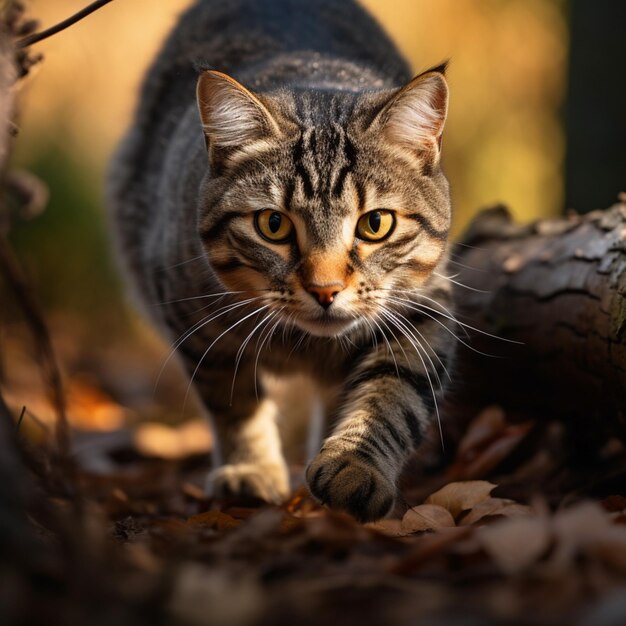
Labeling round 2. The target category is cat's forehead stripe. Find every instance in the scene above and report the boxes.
[289,126,357,211]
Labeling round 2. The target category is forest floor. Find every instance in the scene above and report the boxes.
[2,321,626,626]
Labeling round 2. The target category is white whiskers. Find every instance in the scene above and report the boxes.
[153,290,246,306]
[154,295,264,394]
[230,309,278,404]
[181,303,271,417]
[377,305,445,450]
[433,271,489,293]
[253,309,285,400]
[387,292,522,347]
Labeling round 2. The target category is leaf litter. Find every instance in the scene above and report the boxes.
[4,372,626,625]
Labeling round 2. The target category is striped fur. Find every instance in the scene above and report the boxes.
[108,0,455,522]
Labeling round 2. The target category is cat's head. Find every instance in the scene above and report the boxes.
[196,66,450,337]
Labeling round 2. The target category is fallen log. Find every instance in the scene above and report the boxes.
[446,197,626,443]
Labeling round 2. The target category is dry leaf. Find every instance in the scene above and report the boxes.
[389,527,474,575]
[401,504,456,533]
[478,515,551,574]
[456,405,507,459]
[187,510,241,530]
[366,518,408,537]
[134,419,212,459]
[170,564,262,626]
[460,423,533,478]
[182,482,207,501]
[448,406,534,480]
[459,498,531,526]
[5,377,128,433]
[589,527,626,572]
[549,502,620,569]
[601,495,626,514]
[425,481,497,519]
[66,380,129,431]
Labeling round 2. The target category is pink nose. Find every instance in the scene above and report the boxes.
[306,283,344,309]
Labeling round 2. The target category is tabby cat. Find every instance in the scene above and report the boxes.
[108,0,455,522]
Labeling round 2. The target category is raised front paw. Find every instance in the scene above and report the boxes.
[206,462,290,504]
[305,447,396,522]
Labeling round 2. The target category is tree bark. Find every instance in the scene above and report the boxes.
[446,198,626,442]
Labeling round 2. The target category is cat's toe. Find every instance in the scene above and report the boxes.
[305,450,395,522]
[206,462,290,504]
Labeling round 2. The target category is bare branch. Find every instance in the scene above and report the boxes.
[16,0,114,49]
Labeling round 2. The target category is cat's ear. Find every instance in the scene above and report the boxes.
[377,63,449,167]
[196,70,280,167]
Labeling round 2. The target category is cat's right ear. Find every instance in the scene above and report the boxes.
[196,70,281,169]
[373,63,449,171]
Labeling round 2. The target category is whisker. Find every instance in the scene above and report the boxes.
[281,311,295,346]
[433,271,489,293]
[453,242,487,251]
[253,310,284,400]
[447,258,486,273]
[155,254,206,272]
[379,307,440,387]
[386,293,470,340]
[369,314,400,377]
[392,289,466,328]
[412,325,451,382]
[385,301,452,381]
[379,307,445,452]
[381,307,446,389]
[154,289,268,306]
[182,304,271,417]
[154,296,263,394]
[361,314,379,354]
[287,324,308,361]
[387,294,522,345]
[230,309,277,404]
[382,297,502,358]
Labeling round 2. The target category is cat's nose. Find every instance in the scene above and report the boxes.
[306,283,344,309]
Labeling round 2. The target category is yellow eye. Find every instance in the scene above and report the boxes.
[356,210,395,242]
[254,210,294,243]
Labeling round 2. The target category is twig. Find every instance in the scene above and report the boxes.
[16,405,26,431]
[0,235,69,456]
[16,0,114,49]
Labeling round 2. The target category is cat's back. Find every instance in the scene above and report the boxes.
[146,0,409,94]
[115,0,410,164]
[126,0,409,146]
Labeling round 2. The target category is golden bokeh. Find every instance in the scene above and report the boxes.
[17,0,567,232]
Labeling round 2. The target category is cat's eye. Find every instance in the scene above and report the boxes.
[254,210,294,243]
[356,210,395,242]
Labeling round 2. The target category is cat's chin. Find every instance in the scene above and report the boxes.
[296,315,359,338]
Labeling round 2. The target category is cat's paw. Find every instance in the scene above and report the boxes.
[206,462,290,504]
[305,449,395,522]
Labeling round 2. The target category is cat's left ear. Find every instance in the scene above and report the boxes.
[377,63,449,167]
[196,70,281,169]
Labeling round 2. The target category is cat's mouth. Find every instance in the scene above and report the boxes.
[295,313,358,337]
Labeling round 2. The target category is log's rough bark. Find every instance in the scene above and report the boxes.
[447,198,626,441]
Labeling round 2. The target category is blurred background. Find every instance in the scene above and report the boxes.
[2,0,624,442]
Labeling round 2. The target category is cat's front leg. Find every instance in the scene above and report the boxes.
[306,347,443,522]
[185,353,289,503]
[207,397,290,503]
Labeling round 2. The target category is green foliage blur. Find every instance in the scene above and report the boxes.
[10,147,122,316]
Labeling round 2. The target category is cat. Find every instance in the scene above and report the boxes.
[107,0,455,522]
